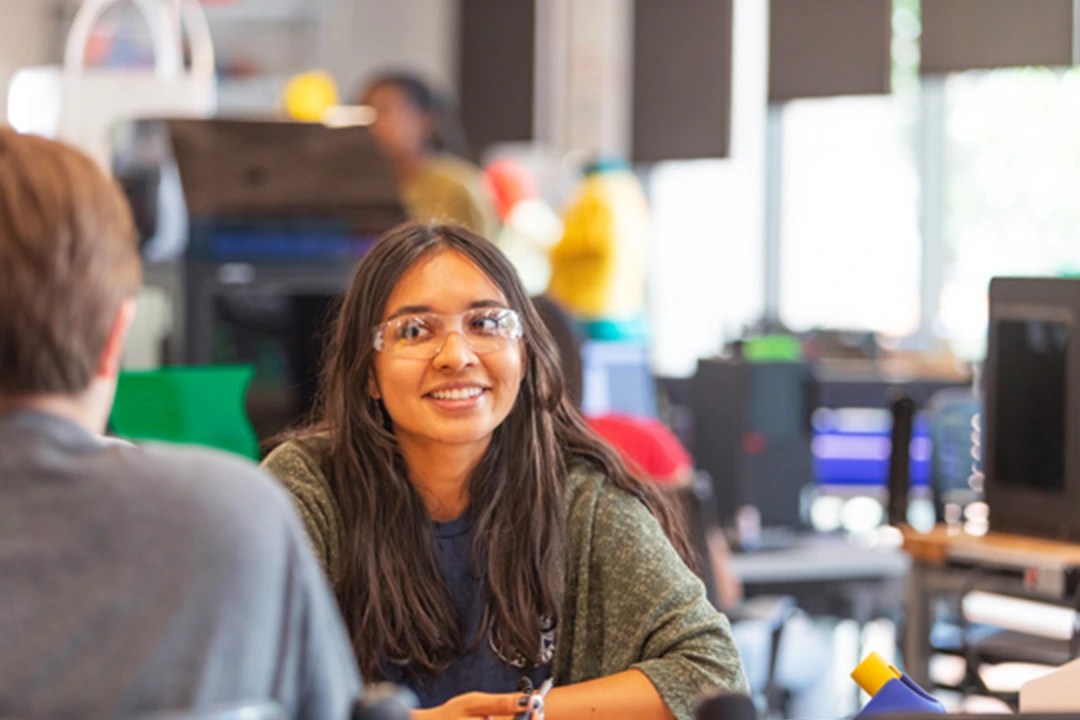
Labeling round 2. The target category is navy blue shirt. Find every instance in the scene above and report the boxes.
[383,515,551,708]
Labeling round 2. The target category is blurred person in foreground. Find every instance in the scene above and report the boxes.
[361,73,497,237]
[0,127,360,719]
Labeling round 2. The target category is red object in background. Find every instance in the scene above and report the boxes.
[483,158,540,222]
[85,27,114,66]
[741,432,767,455]
[587,413,693,486]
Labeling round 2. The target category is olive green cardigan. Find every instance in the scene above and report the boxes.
[261,442,749,720]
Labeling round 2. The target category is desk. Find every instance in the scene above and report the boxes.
[733,535,910,621]
[734,535,910,584]
[902,525,1080,690]
[731,536,909,716]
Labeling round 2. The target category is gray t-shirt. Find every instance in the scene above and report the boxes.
[0,410,361,720]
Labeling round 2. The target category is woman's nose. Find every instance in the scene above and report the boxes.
[432,330,478,370]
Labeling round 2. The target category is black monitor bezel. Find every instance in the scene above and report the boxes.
[984,277,1080,541]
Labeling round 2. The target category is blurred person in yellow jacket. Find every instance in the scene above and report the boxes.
[360,73,497,237]
[547,158,648,341]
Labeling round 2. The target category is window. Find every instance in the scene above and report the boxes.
[778,94,921,335]
[777,0,923,336]
[647,160,765,377]
[938,68,1080,358]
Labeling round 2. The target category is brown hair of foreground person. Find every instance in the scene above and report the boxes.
[0,127,141,397]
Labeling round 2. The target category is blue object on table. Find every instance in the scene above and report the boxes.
[852,652,944,719]
[858,675,945,718]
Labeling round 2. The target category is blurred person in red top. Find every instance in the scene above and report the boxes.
[586,414,692,486]
[586,412,742,609]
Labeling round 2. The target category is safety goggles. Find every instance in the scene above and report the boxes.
[373,307,523,359]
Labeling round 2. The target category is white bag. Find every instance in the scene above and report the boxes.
[7,0,216,171]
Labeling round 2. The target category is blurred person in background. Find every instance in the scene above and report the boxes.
[361,73,497,237]
[585,413,743,611]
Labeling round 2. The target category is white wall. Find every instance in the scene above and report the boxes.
[7,0,461,117]
[322,0,459,100]
[563,0,632,158]
[533,0,633,158]
[0,0,53,122]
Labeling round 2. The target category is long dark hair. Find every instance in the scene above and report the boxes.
[362,72,470,159]
[289,222,692,680]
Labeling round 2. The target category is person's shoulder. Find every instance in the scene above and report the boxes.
[262,436,329,484]
[123,442,288,512]
[563,462,647,526]
[104,442,303,555]
[564,461,605,498]
[261,436,340,534]
[425,154,484,183]
[121,440,261,484]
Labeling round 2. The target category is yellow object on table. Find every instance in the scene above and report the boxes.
[283,70,340,122]
[851,651,902,696]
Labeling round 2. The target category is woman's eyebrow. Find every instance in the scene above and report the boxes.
[385,304,432,321]
[468,299,509,310]
[384,299,508,321]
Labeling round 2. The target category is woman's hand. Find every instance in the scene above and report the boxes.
[412,670,675,720]
[412,691,536,720]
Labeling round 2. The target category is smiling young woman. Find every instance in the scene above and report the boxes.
[262,223,748,720]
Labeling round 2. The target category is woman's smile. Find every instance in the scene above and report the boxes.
[425,382,491,410]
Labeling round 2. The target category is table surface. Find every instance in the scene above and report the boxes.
[903,525,1080,567]
[732,534,911,584]
[901,524,1080,690]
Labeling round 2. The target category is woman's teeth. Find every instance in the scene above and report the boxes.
[430,387,484,401]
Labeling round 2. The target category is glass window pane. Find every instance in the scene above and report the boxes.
[940,68,1080,358]
[647,160,764,377]
[779,95,921,335]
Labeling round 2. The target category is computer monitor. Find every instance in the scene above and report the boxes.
[809,368,970,496]
[984,277,1080,541]
[811,406,931,491]
[166,118,401,225]
[121,118,406,441]
[692,359,814,530]
[580,341,658,418]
